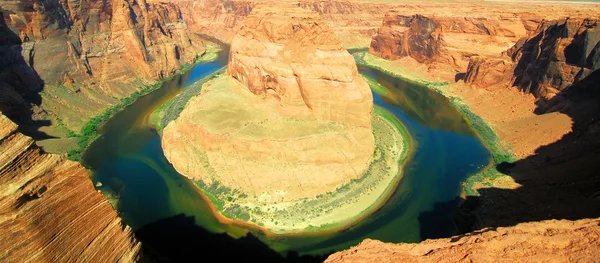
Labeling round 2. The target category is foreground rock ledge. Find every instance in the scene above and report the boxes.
[325,218,600,263]
[161,7,411,232]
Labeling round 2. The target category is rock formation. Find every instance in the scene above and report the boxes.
[370,13,443,63]
[325,218,600,263]
[463,18,600,109]
[509,18,599,101]
[0,113,141,262]
[161,6,385,231]
[369,11,529,76]
[1,0,208,132]
[227,7,373,127]
[368,4,600,80]
[163,6,374,201]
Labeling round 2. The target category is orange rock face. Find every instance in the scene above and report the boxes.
[0,113,141,262]
[1,0,208,131]
[228,6,373,127]
[369,11,527,76]
[370,13,442,63]
[325,218,600,263]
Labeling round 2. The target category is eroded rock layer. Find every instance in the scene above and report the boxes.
[228,6,373,127]
[325,218,600,263]
[1,0,207,131]
[163,6,374,203]
[0,113,141,262]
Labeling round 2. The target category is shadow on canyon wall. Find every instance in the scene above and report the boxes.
[136,214,328,263]
[420,69,600,241]
[420,19,600,240]
[0,11,54,139]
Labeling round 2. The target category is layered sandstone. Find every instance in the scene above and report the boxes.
[163,6,374,201]
[462,18,600,110]
[1,0,208,132]
[227,6,373,127]
[369,11,528,78]
[326,218,600,263]
[368,3,600,80]
[0,113,141,262]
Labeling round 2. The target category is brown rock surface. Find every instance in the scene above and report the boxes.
[370,13,442,63]
[325,218,600,263]
[228,6,373,126]
[2,0,208,132]
[509,18,600,102]
[0,113,141,262]
[369,2,600,80]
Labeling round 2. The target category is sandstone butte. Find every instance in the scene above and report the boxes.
[161,6,394,231]
[0,113,141,262]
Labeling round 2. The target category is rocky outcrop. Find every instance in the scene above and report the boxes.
[164,6,374,199]
[509,18,600,100]
[161,7,378,231]
[171,0,390,48]
[228,6,373,127]
[462,18,600,109]
[0,113,141,262]
[325,218,600,263]
[170,0,253,44]
[2,0,207,131]
[370,13,442,63]
[463,56,514,89]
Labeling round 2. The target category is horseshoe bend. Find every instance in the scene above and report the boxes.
[160,6,410,232]
[1,0,600,261]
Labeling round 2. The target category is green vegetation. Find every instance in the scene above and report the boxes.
[66,47,223,161]
[447,97,516,196]
[66,81,165,161]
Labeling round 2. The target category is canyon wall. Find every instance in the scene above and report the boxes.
[464,18,599,110]
[1,0,207,132]
[162,0,390,48]
[369,11,530,78]
[0,113,141,262]
[368,3,600,81]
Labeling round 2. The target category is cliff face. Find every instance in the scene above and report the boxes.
[369,11,529,76]
[370,13,442,63]
[325,218,600,263]
[298,0,390,48]
[168,0,389,48]
[1,0,207,131]
[464,18,599,108]
[167,0,253,43]
[509,19,599,101]
[0,113,141,262]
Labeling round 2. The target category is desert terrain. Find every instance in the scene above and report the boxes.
[1,0,599,261]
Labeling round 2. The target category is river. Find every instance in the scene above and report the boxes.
[82,45,490,259]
